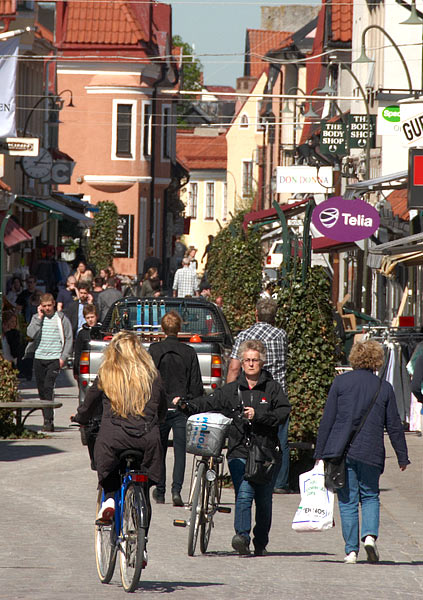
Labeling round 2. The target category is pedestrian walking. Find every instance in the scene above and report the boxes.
[174,339,290,555]
[149,311,204,506]
[64,281,92,338]
[172,257,199,298]
[96,276,123,322]
[56,275,77,312]
[314,340,410,564]
[227,298,291,493]
[25,293,73,431]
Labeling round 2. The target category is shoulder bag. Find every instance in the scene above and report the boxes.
[324,378,382,491]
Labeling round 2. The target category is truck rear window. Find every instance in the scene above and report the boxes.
[107,300,225,338]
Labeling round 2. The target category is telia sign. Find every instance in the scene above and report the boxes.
[312,197,380,242]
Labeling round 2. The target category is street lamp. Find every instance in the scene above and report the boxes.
[282,86,321,120]
[354,24,413,92]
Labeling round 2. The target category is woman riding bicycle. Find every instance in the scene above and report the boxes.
[72,331,167,523]
[173,339,290,556]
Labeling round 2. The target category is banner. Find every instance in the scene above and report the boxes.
[0,37,19,138]
[312,196,380,242]
[276,166,333,193]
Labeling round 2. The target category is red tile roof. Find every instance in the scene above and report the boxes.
[0,0,16,16]
[246,29,292,79]
[386,189,409,221]
[176,133,227,170]
[331,0,353,43]
[62,1,147,46]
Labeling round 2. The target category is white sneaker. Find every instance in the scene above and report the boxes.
[364,535,379,563]
[344,551,357,564]
[97,498,115,523]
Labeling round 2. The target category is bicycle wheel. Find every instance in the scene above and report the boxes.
[95,489,117,584]
[188,461,205,557]
[200,477,218,554]
[120,484,146,593]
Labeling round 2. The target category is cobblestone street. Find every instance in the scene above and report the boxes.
[0,369,422,599]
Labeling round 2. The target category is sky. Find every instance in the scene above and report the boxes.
[169,1,272,87]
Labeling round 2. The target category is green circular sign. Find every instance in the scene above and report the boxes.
[382,105,400,123]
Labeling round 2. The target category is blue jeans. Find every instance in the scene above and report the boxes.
[228,457,274,551]
[337,458,382,554]
[274,418,290,489]
[157,410,187,495]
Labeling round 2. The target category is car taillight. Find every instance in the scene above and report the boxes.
[79,351,89,375]
[211,355,221,378]
[103,335,113,341]
[266,256,271,264]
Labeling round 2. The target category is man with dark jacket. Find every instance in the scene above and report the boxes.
[64,281,91,338]
[97,277,122,323]
[149,310,204,506]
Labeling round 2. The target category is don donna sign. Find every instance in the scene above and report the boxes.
[276,166,333,194]
[312,197,380,242]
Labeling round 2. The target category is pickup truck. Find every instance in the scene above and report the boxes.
[77,296,234,405]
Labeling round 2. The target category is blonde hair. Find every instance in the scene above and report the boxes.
[98,331,157,418]
[349,340,384,371]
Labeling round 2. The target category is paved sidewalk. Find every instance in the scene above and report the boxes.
[0,369,422,599]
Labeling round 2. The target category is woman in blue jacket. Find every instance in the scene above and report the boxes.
[314,340,409,565]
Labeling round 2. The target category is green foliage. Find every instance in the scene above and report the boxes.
[173,34,203,127]
[0,353,19,437]
[88,201,119,273]
[276,265,338,445]
[207,212,263,331]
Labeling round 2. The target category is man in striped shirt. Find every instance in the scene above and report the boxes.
[26,293,73,431]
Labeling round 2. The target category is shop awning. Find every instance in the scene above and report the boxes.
[369,231,423,255]
[244,198,309,229]
[17,196,93,224]
[311,236,357,253]
[51,192,99,213]
[345,171,408,197]
[0,213,32,248]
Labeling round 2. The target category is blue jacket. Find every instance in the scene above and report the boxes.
[314,369,409,471]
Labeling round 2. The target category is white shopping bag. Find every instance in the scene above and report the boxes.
[292,460,335,532]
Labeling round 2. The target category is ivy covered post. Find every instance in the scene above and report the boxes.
[207,212,263,332]
[88,201,119,272]
[276,265,338,484]
[0,353,19,438]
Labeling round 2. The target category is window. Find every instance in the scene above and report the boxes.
[222,182,227,221]
[142,102,152,159]
[112,99,136,160]
[116,104,132,156]
[205,182,214,220]
[187,182,198,218]
[242,161,253,198]
[162,105,172,159]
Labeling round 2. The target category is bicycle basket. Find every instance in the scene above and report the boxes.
[186,413,232,457]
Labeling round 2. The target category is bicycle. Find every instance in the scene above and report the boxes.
[94,449,151,592]
[173,408,232,556]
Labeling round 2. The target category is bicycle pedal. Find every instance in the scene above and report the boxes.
[173,519,187,527]
[217,506,231,514]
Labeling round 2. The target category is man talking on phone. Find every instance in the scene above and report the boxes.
[26,293,73,431]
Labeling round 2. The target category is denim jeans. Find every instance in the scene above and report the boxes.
[337,457,382,554]
[274,417,290,489]
[228,457,274,551]
[157,410,187,495]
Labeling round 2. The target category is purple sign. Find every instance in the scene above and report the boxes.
[312,196,380,242]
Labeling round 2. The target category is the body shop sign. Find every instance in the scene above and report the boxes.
[312,197,380,242]
[276,166,333,193]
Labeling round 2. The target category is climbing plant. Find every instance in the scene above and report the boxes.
[207,212,263,332]
[276,265,338,445]
[0,353,19,437]
[88,201,119,273]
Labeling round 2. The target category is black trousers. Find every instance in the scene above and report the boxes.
[157,410,187,495]
[34,358,60,422]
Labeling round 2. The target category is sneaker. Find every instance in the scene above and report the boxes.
[253,546,268,556]
[344,551,357,564]
[273,487,292,494]
[364,535,379,563]
[231,534,251,555]
[97,498,115,524]
[152,488,165,504]
[142,549,148,568]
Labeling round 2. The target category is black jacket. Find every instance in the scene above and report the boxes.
[149,335,204,408]
[64,299,86,337]
[184,369,290,460]
[73,323,102,377]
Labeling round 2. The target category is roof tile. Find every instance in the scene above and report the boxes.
[331,0,353,43]
[0,0,16,16]
[176,133,227,170]
[62,1,147,46]
[386,189,409,221]
[246,29,292,78]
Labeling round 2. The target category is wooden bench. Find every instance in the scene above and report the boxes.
[0,401,63,433]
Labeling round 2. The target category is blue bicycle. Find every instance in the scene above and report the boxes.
[95,450,150,593]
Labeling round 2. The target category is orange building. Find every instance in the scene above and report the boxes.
[55,1,178,276]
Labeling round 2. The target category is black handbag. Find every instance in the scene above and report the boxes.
[238,388,282,485]
[324,378,382,491]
